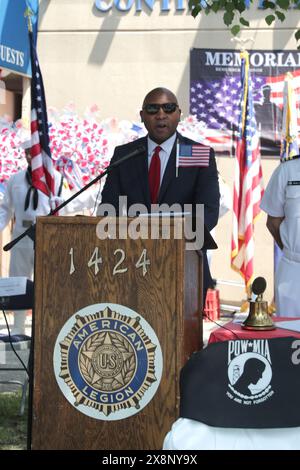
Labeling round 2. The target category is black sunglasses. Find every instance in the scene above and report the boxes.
[142,103,179,115]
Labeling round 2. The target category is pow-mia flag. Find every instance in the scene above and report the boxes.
[180,337,300,428]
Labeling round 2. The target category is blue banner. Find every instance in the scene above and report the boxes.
[0,0,38,77]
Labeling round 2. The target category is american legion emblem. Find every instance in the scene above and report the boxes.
[53,303,163,420]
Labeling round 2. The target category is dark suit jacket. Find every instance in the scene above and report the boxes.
[99,132,220,299]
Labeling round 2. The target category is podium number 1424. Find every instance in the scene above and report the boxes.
[69,247,150,277]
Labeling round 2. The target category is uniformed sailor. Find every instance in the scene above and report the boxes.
[260,155,300,317]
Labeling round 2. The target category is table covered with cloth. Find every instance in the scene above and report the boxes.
[208,317,300,344]
[163,330,300,450]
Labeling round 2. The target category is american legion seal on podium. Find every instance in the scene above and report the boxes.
[53,303,163,420]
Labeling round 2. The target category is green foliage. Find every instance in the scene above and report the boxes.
[211,2,220,11]
[231,24,241,34]
[262,1,276,9]
[265,13,276,24]
[191,4,202,17]
[275,10,286,20]
[276,0,290,9]
[240,16,250,26]
[189,0,300,49]
[0,391,27,450]
[224,10,234,25]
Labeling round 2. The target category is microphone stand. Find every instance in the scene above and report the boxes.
[3,145,145,252]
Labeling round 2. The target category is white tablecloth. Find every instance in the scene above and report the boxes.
[163,418,300,450]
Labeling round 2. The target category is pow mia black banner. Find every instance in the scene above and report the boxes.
[190,49,300,157]
[180,337,300,428]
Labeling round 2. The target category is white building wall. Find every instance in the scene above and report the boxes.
[37,1,300,118]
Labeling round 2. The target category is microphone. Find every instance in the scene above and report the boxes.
[3,145,146,252]
[252,277,267,296]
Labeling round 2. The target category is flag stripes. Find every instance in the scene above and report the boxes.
[231,51,264,290]
[29,30,55,198]
[177,144,210,167]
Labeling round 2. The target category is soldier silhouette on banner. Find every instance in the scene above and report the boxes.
[255,84,282,157]
[233,358,266,396]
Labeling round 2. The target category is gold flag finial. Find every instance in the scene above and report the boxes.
[24,7,33,33]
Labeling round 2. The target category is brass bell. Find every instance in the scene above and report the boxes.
[242,277,275,331]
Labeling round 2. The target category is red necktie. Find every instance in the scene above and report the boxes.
[148,146,161,204]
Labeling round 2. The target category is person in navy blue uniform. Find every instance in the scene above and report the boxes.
[98,87,220,302]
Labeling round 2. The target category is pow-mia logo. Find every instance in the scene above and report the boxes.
[226,339,274,406]
[53,303,163,420]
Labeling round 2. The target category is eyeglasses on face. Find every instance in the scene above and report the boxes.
[142,103,179,115]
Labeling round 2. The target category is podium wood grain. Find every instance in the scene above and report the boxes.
[31,217,202,449]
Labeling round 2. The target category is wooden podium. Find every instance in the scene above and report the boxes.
[31,216,203,450]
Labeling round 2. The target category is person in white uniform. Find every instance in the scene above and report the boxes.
[260,156,300,317]
[0,143,100,334]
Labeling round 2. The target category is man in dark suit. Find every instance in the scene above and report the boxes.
[98,87,220,301]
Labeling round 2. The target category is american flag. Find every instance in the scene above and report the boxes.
[177,143,210,167]
[190,77,237,152]
[231,51,264,290]
[190,54,300,155]
[29,30,55,197]
[280,72,300,161]
[56,156,84,191]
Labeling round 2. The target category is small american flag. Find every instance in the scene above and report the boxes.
[177,143,210,167]
[29,30,55,198]
[231,51,264,291]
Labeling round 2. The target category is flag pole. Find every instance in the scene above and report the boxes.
[21,9,33,139]
[280,72,299,162]
[24,6,33,33]
[176,138,179,178]
[231,47,264,303]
